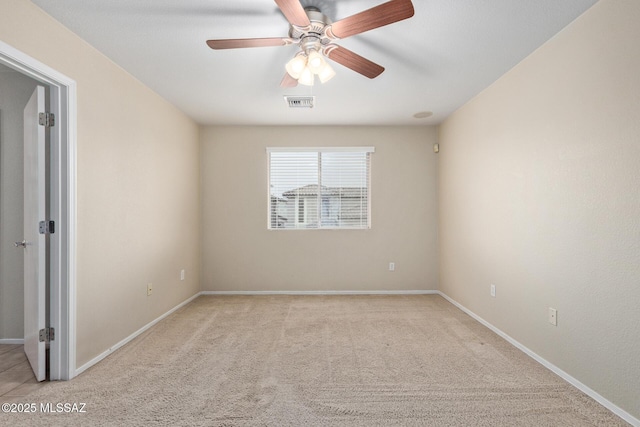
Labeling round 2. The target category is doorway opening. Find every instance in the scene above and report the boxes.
[0,40,76,381]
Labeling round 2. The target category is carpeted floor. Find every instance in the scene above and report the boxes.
[1,295,629,426]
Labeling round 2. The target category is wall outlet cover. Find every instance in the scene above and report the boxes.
[549,307,557,326]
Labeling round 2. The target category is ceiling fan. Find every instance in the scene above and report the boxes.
[206,0,415,87]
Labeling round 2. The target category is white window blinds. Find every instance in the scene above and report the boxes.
[268,147,374,229]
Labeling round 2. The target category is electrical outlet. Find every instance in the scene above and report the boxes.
[389,262,395,272]
[147,283,153,296]
[490,284,496,297]
[549,308,557,326]
[180,269,185,281]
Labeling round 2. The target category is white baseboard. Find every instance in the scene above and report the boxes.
[0,339,24,345]
[437,291,639,427]
[74,292,201,377]
[201,290,439,296]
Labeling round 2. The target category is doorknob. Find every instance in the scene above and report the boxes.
[14,240,27,248]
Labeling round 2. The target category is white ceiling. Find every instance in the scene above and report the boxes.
[31,0,597,126]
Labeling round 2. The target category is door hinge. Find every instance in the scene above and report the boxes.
[39,327,54,342]
[38,112,55,127]
[39,220,55,234]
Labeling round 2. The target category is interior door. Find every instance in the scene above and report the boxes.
[22,85,47,382]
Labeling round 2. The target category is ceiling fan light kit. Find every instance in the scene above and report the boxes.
[284,48,336,86]
[206,0,415,87]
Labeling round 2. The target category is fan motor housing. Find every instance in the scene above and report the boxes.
[289,7,332,48]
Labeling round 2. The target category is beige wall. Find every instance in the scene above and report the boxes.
[438,0,640,419]
[0,69,39,339]
[0,0,201,367]
[201,126,438,292]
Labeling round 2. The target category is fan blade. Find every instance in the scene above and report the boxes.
[206,38,290,50]
[327,0,414,39]
[274,0,310,27]
[280,73,299,87]
[326,46,385,79]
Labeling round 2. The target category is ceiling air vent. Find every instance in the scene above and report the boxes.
[284,96,315,109]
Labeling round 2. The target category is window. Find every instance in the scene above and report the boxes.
[267,147,374,229]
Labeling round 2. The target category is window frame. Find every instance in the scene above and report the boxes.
[267,146,374,230]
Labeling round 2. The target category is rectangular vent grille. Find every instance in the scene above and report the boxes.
[284,96,315,109]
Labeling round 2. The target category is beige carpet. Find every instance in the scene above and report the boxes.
[2,295,628,426]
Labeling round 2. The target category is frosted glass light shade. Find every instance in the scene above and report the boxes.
[307,50,325,74]
[318,62,336,83]
[298,66,315,86]
[285,55,307,79]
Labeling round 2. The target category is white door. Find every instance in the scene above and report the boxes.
[22,85,47,382]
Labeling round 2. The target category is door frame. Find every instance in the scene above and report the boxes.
[0,40,77,380]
